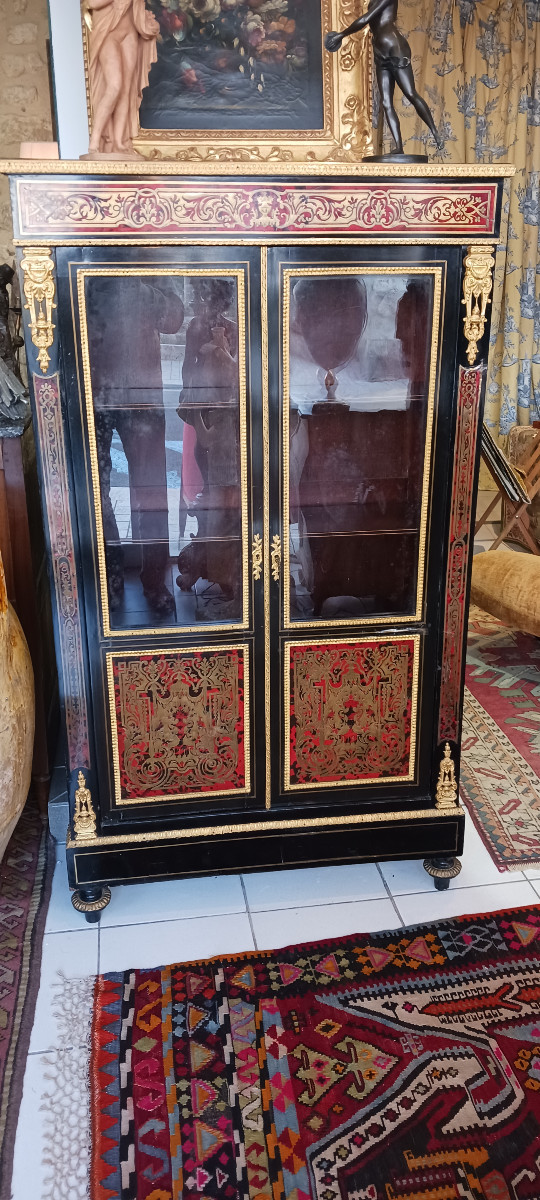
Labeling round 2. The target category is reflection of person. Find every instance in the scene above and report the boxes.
[88,277,184,616]
[84,0,159,155]
[325,0,441,155]
[177,279,241,614]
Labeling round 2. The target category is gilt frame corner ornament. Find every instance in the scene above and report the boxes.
[462,244,495,366]
[81,0,372,164]
[73,770,98,840]
[20,246,56,373]
[435,742,459,811]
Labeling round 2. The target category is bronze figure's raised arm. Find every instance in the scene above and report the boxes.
[325,0,442,159]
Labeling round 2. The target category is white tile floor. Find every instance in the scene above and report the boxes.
[11,489,540,1198]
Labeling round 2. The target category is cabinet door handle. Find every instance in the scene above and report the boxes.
[271,534,282,582]
[252,533,263,581]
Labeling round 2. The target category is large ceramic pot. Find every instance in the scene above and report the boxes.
[0,552,34,861]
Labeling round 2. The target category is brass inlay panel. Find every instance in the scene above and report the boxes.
[462,244,495,365]
[67,802,463,851]
[281,264,443,628]
[106,643,251,806]
[283,633,420,791]
[20,246,56,372]
[76,266,250,639]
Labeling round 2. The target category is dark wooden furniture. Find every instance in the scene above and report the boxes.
[2,161,511,918]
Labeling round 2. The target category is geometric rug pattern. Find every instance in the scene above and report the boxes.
[90,905,540,1199]
[462,605,540,871]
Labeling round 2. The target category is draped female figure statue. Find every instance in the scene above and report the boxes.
[83,0,159,157]
[325,0,442,159]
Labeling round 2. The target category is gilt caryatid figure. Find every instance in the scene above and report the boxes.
[325,0,442,159]
[82,0,159,158]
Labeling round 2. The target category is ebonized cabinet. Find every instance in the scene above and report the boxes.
[2,161,511,918]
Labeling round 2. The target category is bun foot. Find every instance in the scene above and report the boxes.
[71,884,112,923]
[423,856,462,891]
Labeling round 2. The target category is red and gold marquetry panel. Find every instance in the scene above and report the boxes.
[285,636,420,790]
[438,366,483,743]
[33,373,90,771]
[107,645,249,805]
[14,179,498,241]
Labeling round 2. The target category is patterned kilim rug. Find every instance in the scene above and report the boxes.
[462,605,540,871]
[62,905,540,1199]
[0,803,51,1194]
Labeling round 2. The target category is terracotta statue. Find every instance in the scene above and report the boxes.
[83,0,159,157]
[325,0,442,158]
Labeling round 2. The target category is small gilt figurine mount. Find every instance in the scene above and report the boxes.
[325,0,442,162]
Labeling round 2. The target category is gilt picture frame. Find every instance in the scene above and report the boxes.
[81,0,372,163]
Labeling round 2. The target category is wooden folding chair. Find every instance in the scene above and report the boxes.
[475,424,540,556]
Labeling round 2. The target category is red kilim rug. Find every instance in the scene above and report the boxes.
[83,905,540,1200]
[462,605,540,871]
[0,803,51,1194]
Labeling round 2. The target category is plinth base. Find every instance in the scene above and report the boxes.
[363,153,429,163]
[80,150,143,161]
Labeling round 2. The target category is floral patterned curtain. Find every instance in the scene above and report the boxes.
[377,0,540,437]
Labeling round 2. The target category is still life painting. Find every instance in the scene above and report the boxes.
[140,0,324,131]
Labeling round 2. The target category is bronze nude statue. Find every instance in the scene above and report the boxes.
[325,0,442,159]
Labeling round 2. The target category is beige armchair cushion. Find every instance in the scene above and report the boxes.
[470,549,540,637]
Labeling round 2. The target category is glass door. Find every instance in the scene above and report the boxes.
[59,247,265,823]
[267,246,451,806]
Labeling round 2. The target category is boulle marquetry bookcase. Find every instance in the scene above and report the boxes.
[1,160,512,919]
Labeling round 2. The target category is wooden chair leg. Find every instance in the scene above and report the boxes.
[490,500,529,551]
[474,491,501,536]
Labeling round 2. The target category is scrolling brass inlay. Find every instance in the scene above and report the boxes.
[285,636,419,790]
[271,534,282,582]
[108,645,250,805]
[435,743,459,810]
[20,246,56,372]
[15,180,499,241]
[462,244,495,365]
[73,771,97,840]
[252,533,263,581]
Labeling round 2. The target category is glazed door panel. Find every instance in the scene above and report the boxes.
[57,246,265,823]
[267,245,460,808]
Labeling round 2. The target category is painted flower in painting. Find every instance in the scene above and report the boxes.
[241,12,265,46]
[184,0,221,20]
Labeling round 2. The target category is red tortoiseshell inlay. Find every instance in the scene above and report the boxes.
[288,638,417,788]
[111,647,247,802]
[15,178,498,240]
[33,373,90,770]
[439,365,483,743]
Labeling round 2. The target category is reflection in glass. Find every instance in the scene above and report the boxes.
[85,273,243,630]
[287,271,433,622]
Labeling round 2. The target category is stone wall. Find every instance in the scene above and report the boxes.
[0,0,53,263]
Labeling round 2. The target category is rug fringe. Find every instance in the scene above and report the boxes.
[40,973,96,1200]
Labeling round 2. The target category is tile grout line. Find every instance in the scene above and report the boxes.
[240,876,258,950]
[375,863,405,928]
